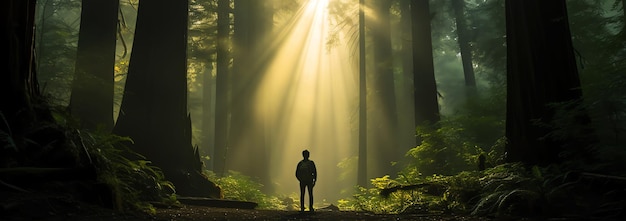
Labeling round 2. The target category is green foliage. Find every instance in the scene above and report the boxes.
[345,163,624,219]
[351,176,406,214]
[471,163,543,216]
[204,170,286,210]
[346,171,484,214]
[0,112,18,152]
[472,163,626,219]
[35,0,82,106]
[74,129,178,213]
[1,102,178,214]
[342,110,507,214]
[566,0,626,171]
[406,123,496,176]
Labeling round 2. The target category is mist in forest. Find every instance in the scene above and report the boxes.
[27,0,626,215]
[250,0,358,202]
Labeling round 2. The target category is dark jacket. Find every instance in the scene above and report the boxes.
[295,159,317,183]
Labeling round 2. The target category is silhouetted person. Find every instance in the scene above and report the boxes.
[296,149,317,212]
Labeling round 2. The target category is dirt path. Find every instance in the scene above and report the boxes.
[34,204,496,221]
[1,192,497,221]
[149,205,495,221]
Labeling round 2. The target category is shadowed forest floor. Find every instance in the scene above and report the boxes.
[150,205,500,221]
[1,192,512,221]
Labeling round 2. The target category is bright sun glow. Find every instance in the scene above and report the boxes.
[253,0,357,202]
[307,0,329,12]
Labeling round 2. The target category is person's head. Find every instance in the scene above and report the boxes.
[302,150,310,159]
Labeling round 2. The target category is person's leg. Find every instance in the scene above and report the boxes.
[307,184,314,211]
[299,182,305,212]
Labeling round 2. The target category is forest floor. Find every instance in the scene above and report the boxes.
[1,191,523,221]
[148,204,503,221]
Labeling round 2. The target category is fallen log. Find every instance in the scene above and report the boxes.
[380,183,447,197]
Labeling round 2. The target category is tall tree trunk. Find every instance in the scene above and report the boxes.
[1,0,40,145]
[622,0,626,28]
[622,0,626,40]
[229,0,251,177]
[452,0,476,90]
[69,0,118,131]
[369,0,399,178]
[357,0,368,187]
[412,0,440,131]
[398,0,416,150]
[201,64,214,170]
[229,0,272,186]
[504,0,588,165]
[113,0,221,198]
[214,0,231,176]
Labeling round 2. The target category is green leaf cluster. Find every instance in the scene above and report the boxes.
[204,170,286,210]
[346,162,624,219]
[405,121,504,177]
[78,130,178,213]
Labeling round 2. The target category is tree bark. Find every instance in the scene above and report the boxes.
[70,0,118,131]
[504,0,587,165]
[357,0,368,187]
[369,0,399,179]
[113,0,220,198]
[1,0,39,137]
[229,0,272,188]
[214,0,231,176]
[411,0,440,130]
[623,0,626,29]
[452,0,476,89]
[398,0,417,152]
[201,64,214,171]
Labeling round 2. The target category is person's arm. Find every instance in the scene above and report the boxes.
[312,161,317,181]
[295,162,300,178]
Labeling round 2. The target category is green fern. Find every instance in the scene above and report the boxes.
[0,112,18,152]
[77,130,177,213]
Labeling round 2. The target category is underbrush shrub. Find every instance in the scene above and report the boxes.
[204,170,286,210]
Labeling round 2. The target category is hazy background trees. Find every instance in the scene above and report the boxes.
[30,0,626,205]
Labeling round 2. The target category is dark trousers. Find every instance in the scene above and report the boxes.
[299,181,314,211]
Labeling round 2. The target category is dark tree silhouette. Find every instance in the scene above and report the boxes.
[411,0,440,129]
[397,0,417,150]
[452,0,476,90]
[69,0,118,131]
[228,0,273,187]
[1,0,41,137]
[357,0,368,188]
[113,0,221,198]
[622,0,626,29]
[504,0,589,165]
[369,0,399,178]
[213,0,231,176]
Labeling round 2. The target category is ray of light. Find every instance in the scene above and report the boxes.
[253,0,358,202]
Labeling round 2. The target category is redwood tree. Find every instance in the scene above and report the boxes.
[357,0,367,187]
[452,0,476,89]
[213,0,231,176]
[369,0,399,178]
[69,0,118,131]
[1,0,40,135]
[113,0,220,198]
[411,0,440,129]
[504,0,589,165]
[227,0,273,188]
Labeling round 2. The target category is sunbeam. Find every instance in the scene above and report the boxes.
[254,0,358,203]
